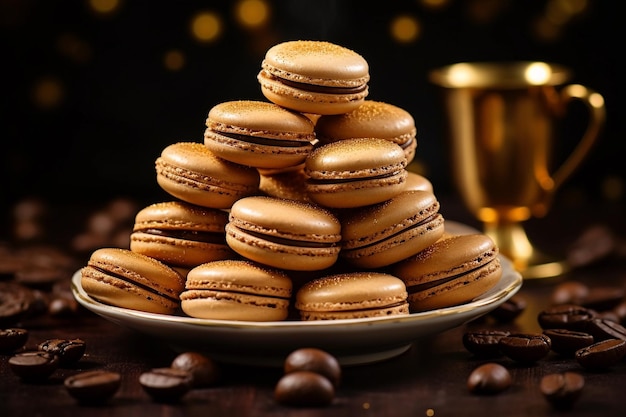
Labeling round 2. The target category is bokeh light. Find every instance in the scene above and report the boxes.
[390,14,421,43]
[88,0,121,15]
[163,49,186,72]
[56,33,92,64]
[235,0,270,29]
[31,77,64,109]
[190,11,223,43]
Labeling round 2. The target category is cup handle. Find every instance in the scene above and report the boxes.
[551,84,606,190]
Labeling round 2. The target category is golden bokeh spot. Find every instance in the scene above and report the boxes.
[362,402,371,409]
[602,176,623,201]
[32,77,64,109]
[191,11,222,43]
[235,0,270,29]
[88,0,121,15]
[420,0,449,10]
[390,14,421,43]
[426,409,435,417]
[163,49,186,71]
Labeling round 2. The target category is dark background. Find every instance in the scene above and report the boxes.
[1,0,622,216]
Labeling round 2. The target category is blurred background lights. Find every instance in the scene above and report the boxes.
[191,11,222,43]
[163,49,186,72]
[56,33,92,64]
[419,0,449,11]
[32,77,64,109]
[88,0,121,15]
[390,15,421,43]
[235,0,270,29]
[524,62,551,85]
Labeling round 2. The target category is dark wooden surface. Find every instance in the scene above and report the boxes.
[1,196,626,417]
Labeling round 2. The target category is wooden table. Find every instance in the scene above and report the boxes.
[1,196,625,417]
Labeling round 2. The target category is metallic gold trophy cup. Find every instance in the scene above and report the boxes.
[430,62,606,279]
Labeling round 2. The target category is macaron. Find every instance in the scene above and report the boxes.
[392,234,503,312]
[304,137,408,208]
[225,196,341,271]
[340,190,445,268]
[130,201,233,268]
[155,142,260,209]
[315,100,418,163]
[204,100,316,170]
[258,166,311,202]
[257,40,370,115]
[81,248,185,315]
[180,260,292,321]
[295,272,410,320]
[404,171,434,194]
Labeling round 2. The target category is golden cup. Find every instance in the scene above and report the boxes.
[429,61,606,279]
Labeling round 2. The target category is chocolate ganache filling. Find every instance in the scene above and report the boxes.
[216,131,310,148]
[238,229,337,249]
[90,266,179,304]
[143,228,226,244]
[272,75,367,95]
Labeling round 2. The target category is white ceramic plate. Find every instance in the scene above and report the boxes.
[71,223,522,366]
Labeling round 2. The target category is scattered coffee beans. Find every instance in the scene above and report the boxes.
[275,371,335,407]
[498,333,552,364]
[139,367,193,403]
[467,363,512,395]
[537,304,596,331]
[170,352,219,387]
[0,282,34,327]
[540,372,584,410]
[0,328,29,353]
[284,348,341,388]
[575,338,626,370]
[551,281,590,305]
[38,338,86,367]
[582,318,626,342]
[8,351,59,381]
[64,370,121,404]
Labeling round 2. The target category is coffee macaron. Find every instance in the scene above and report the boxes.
[404,171,434,194]
[204,100,316,170]
[258,40,370,115]
[392,234,502,312]
[315,100,418,163]
[130,201,233,269]
[155,142,260,209]
[180,260,292,321]
[304,137,408,208]
[340,190,445,268]
[225,196,341,271]
[81,248,185,315]
[295,272,410,320]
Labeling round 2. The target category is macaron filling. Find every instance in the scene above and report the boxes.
[265,74,368,95]
[137,228,226,244]
[210,131,312,148]
[86,266,180,305]
[228,225,339,250]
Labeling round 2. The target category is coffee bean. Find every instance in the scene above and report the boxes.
[284,348,341,388]
[274,371,335,407]
[467,363,512,395]
[170,352,219,387]
[537,304,596,331]
[9,351,59,381]
[540,372,584,410]
[139,367,193,403]
[488,296,527,323]
[551,281,589,305]
[580,286,625,312]
[543,329,594,356]
[462,330,510,358]
[64,370,121,404]
[0,282,34,327]
[0,328,29,353]
[499,333,552,364]
[583,318,626,342]
[575,338,626,370]
[38,338,86,367]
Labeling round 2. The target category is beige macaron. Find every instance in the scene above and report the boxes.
[204,100,316,170]
[257,40,370,115]
[315,100,418,163]
[180,260,292,321]
[155,142,260,209]
[392,234,502,312]
[340,190,445,268]
[130,201,234,268]
[81,248,185,315]
[304,138,408,208]
[295,272,410,320]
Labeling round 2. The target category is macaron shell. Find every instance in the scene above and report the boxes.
[299,303,409,320]
[155,142,260,208]
[204,101,315,169]
[130,201,233,267]
[259,168,311,202]
[80,248,185,314]
[404,171,434,193]
[180,291,290,321]
[295,272,408,313]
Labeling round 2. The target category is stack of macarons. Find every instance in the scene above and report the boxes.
[80,40,502,322]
